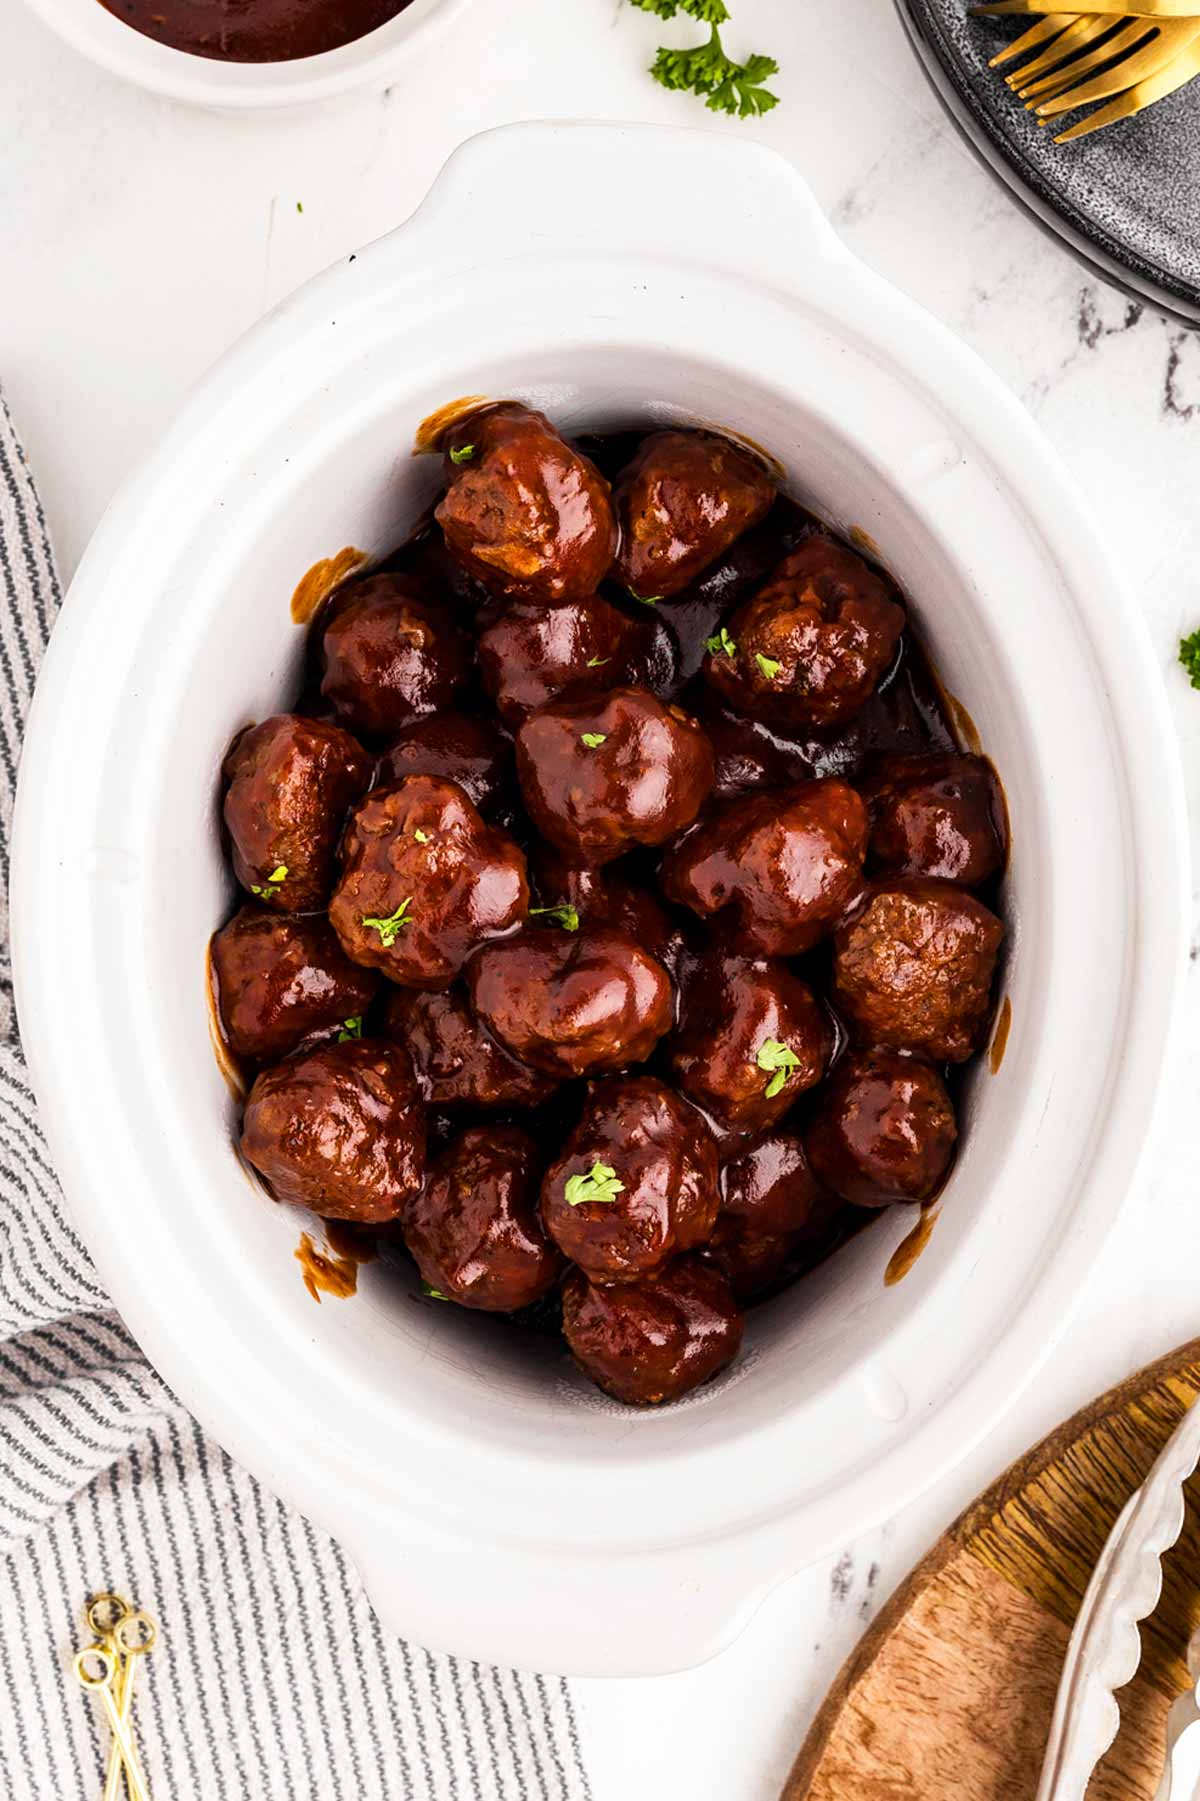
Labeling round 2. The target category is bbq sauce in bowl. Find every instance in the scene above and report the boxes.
[98,0,415,62]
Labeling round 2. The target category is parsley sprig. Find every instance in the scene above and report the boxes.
[1180,629,1200,689]
[361,896,413,948]
[630,0,780,120]
[250,863,288,897]
[756,1038,801,1099]
[530,904,581,932]
[564,1162,626,1207]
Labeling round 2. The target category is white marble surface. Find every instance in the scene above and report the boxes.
[4,0,1200,1795]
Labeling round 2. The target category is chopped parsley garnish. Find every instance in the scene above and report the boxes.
[250,864,288,896]
[421,1281,451,1301]
[580,732,607,749]
[706,626,737,658]
[337,1017,363,1042]
[564,1162,626,1207]
[756,1038,801,1099]
[630,0,780,119]
[449,444,475,466]
[529,904,581,932]
[586,655,610,668]
[629,590,661,606]
[296,201,303,213]
[1180,629,1200,689]
[755,653,782,680]
[361,896,413,948]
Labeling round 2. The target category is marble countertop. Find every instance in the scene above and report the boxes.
[4,0,1199,1794]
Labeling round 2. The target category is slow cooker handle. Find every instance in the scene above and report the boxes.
[375,119,849,290]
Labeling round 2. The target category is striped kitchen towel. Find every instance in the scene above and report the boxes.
[0,391,592,1801]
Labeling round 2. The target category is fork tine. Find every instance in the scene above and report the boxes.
[977,0,1200,15]
[989,13,1073,68]
[1036,16,1200,114]
[1016,19,1150,97]
[1004,15,1119,86]
[1055,32,1200,137]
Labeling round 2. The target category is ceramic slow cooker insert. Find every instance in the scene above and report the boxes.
[11,124,1186,1676]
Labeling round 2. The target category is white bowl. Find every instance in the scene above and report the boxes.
[19,0,471,108]
[11,122,1188,1676]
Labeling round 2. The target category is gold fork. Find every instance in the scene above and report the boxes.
[974,4,1200,138]
[978,1,1200,16]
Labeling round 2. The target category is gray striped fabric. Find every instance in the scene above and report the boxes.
[0,392,591,1801]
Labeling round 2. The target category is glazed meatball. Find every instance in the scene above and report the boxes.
[722,1131,833,1241]
[403,1125,562,1311]
[374,712,514,815]
[222,713,370,912]
[860,750,1007,886]
[211,907,377,1065]
[468,926,672,1078]
[669,947,827,1135]
[611,430,776,601]
[329,776,528,989]
[241,1041,425,1223]
[661,778,868,956]
[832,879,1003,1063]
[318,572,469,741]
[436,403,617,605]
[516,687,715,867]
[381,984,558,1108]
[530,845,685,976]
[703,537,905,731]
[562,1257,742,1404]
[542,1077,720,1284]
[805,1049,957,1207]
[707,1131,835,1299]
[689,690,814,802]
[477,593,668,724]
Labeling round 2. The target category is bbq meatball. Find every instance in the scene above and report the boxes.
[530,846,685,976]
[516,687,714,867]
[832,879,1003,1063]
[611,430,776,602]
[542,1076,720,1284]
[562,1257,742,1404]
[477,594,668,724]
[210,907,377,1065]
[329,776,528,989]
[805,1049,957,1207]
[661,779,868,956]
[373,713,514,816]
[381,984,558,1108]
[707,1130,836,1298]
[222,713,370,912]
[468,926,672,1078]
[436,403,617,605]
[860,751,1007,886]
[402,1125,562,1311]
[703,537,905,731]
[722,1131,833,1241]
[241,1041,425,1223]
[669,947,827,1135]
[318,572,469,741]
[689,689,814,801]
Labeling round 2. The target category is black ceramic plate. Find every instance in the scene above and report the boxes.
[896,0,1200,326]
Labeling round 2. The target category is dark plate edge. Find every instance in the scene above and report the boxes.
[894,0,1200,330]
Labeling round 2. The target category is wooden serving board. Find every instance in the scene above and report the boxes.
[785,1339,1200,1800]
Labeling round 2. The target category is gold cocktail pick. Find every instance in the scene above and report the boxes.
[74,1593,158,1800]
